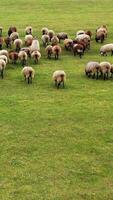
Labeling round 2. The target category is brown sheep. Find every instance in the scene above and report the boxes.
[22,66,35,84]
[9,51,18,64]
[52,45,61,60]
[45,45,53,59]
[4,37,12,48]
[8,26,17,36]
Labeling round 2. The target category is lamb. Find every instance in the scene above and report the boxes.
[18,51,27,66]
[64,39,73,51]
[10,32,19,42]
[0,37,3,50]
[73,43,84,58]
[100,62,111,80]
[52,70,66,88]
[8,26,17,36]
[9,51,18,64]
[30,37,40,53]
[0,50,8,58]
[25,34,33,46]
[31,51,41,63]
[14,39,23,52]
[22,66,35,84]
[41,34,50,47]
[25,26,33,35]
[52,45,61,60]
[4,36,12,48]
[45,45,53,59]
[100,44,113,56]
[48,30,55,41]
[0,59,6,78]
[85,61,100,79]
[51,36,59,46]
[57,32,68,43]
[41,27,49,35]
[0,55,8,64]
[95,32,105,43]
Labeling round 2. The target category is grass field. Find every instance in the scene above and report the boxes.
[1,0,113,199]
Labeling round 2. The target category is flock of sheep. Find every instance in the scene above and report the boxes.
[0,25,112,88]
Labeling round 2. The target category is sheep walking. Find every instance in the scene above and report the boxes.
[0,55,8,64]
[25,26,33,35]
[18,51,27,66]
[52,45,61,60]
[41,27,49,35]
[100,44,113,56]
[10,32,19,42]
[48,30,55,41]
[51,36,59,46]
[57,32,68,43]
[30,37,40,52]
[64,39,73,51]
[85,61,100,79]
[53,70,66,88]
[45,45,53,59]
[100,62,111,80]
[8,26,17,36]
[14,39,23,52]
[95,32,105,43]
[22,66,35,84]
[25,34,33,46]
[4,37,12,48]
[0,59,6,78]
[42,34,50,47]
[31,51,41,64]
[9,51,18,64]
[73,43,84,58]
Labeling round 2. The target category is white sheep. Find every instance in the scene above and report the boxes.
[25,26,33,35]
[25,34,33,46]
[41,27,49,35]
[100,62,111,80]
[0,59,6,78]
[22,66,35,84]
[85,61,100,79]
[52,70,66,88]
[18,51,28,66]
[0,55,8,64]
[10,32,19,41]
[30,37,40,53]
[100,44,113,56]
[41,34,50,47]
[0,50,8,58]
[31,51,41,63]
[14,38,23,52]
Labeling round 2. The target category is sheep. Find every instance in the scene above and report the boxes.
[76,34,90,49]
[30,37,40,53]
[25,34,33,46]
[10,32,19,42]
[95,32,105,43]
[96,25,107,38]
[76,30,85,36]
[48,30,55,41]
[85,30,92,38]
[41,34,50,47]
[0,37,3,50]
[57,32,68,43]
[53,70,66,88]
[14,38,23,52]
[85,61,100,79]
[0,59,6,78]
[8,26,17,36]
[22,66,35,84]
[73,39,86,52]
[25,26,33,35]
[4,36,12,48]
[64,39,73,51]
[21,47,31,58]
[0,55,8,64]
[18,51,27,66]
[100,62,111,80]
[41,27,49,35]
[51,36,59,46]
[0,50,8,58]
[31,51,41,64]
[9,51,18,64]
[45,45,53,59]
[0,27,3,37]
[73,43,84,58]
[52,45,61,60]
[100,44,113,56]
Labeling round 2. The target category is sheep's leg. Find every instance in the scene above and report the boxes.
[111,51,113,56]
[103,73,106,80]
[1,69,3,79]
[28,77,30,84]
[62,81,64,88]
[57,82,60,89]
[96,70,99,80]
[106,72,109,80]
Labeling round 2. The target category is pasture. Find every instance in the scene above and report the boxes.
[0,0,113,199]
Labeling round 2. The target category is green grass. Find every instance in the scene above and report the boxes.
[1,0,113,199]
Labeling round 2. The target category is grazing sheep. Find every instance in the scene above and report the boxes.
[76,34,90,49]
[18,51,27,66]
[51,36,59,46]
[0,55,8,64]
[95,32,105,43]
[10,32,19,42]
[31,51,41,63]
[45,45,53,59]
[96,25,107,38]
[53,70,66,88]
[21,47,31,58]
[22,66,35,84]
[0,37,3,50]
[4,36,12,48]
[57,32,68,43]
[100,44,113,56]
[14,38,23,52]
[25,26,33,35]
[41,27,49,35]
[25,34,33,46]
[64,39,73,51]
[8,26,17,36]
[73,43,84,58]
[100,62,111,80]
[73,39,86,52]
[0,50,8,58]
[0,59,6,78]
[85,61,100,79]
[42,34,50,47]
[52,45,61,60]
[0,27,3,37]
[9,51,18,64]
[30,37,40,52]
[48,30,55,41]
